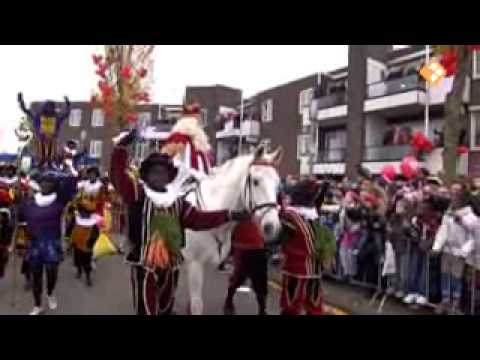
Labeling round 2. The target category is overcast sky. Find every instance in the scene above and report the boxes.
[0,45,348,152]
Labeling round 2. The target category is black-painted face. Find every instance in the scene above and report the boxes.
[78,207,91,218]
[87,171,99,183]
[39,179,56,195]
[6,168,15,178]
[42,101,56,117]
[145,164,171,192]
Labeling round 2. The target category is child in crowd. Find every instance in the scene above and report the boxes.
[432,181,478,315]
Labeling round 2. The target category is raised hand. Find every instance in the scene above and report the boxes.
[115,129,138,147]
[17,92,34,118]
[59,96,71,120]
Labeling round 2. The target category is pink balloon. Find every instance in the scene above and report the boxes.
[381,165,397,183]
[400,156,419,179]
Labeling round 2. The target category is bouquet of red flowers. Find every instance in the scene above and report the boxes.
[411,131,433,158]
[91,45,154,130]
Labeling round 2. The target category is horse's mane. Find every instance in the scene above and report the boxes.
[210,154,253,178]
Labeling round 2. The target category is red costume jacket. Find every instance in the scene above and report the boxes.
[110,146,229,268]
[231,220,264,250]
[280,209,321,278]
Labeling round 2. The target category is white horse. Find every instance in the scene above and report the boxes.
[181,145,283,315]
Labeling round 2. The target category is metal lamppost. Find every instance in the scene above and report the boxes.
[238,96,244,156]
[300,85,320,178]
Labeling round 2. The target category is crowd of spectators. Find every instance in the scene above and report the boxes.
[279,170,480,315]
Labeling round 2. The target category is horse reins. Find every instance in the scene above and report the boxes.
[243,161,279,222]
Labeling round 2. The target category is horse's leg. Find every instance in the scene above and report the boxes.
[187,260,205,315]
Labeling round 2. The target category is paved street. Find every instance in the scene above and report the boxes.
[0,251,283,315]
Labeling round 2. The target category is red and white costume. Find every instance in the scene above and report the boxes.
[279,207,324,315]
[161,103,212,180]
[77,179,108,217]
[62,145,78,175]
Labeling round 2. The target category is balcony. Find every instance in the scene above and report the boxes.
[316,92,347,110]
[140,126,171,141]
[367,75,424,99]
[365,75,426,114]
[363,145,411,162]
[216,119,260,139]
[312,148,346,175]
[315,92,348,121]
[316,148,346,163]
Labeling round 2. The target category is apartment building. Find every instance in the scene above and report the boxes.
[185,85,242,165]
[469,50,480,176]
[132,104,183,165]
[30,101,160,173]
[310,45,479,179]
[214,74,319,176]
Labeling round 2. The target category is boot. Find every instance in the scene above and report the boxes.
[223,302,236,315]
[86,273,92,287]
[76,268,82,279]
[450,296,463,315]
[258,308,267,315]
[435,299,449,315]
[24,278,32,292]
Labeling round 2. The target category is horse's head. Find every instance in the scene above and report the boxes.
[241,145,283,242]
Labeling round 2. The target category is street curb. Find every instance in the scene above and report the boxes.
[268,266,433,315]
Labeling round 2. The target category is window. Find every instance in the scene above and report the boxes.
[473,50,480,79]
[91,109,105,127]
[69,109,82,127]
[261,99,273,123]
[260,138,271,152]
[302,107,311,127]
[471,110,480,149]
[138,112,152,128]
[323,129,346,150]
[299,88,314,114]
[297,135,310,158]
[89,140,103,159]
[201,108,208,127]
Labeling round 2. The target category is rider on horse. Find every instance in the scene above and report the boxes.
[161,100,212,179]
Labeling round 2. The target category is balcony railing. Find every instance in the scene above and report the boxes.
[315,92,347,110]
[363,145,411,162]
[367,74,425,99]
[216,119,260,138]
[315,148,346,163]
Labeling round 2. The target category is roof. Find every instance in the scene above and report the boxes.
[255,73,319,97]
[326,67,348,77]
[186,84,242,93]
[318,46,430,79]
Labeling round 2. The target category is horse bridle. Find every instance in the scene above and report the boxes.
[190,161,279,222]
[243,163,279,222]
